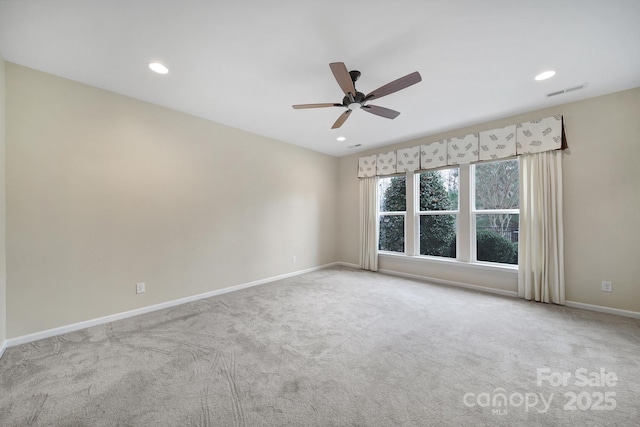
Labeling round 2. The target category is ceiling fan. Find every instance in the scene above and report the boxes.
[292,62,422,129]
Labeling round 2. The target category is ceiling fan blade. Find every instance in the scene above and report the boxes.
[362,104,401,119]
[331,109,352,129]
[365,71,422,101]
[329,62,356,96]
[292,103,342,109]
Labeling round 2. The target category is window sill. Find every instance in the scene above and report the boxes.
[378,251,518,274]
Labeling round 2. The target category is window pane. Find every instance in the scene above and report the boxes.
[419,214,456,258]
[379,176,406,212]
[475,159,519,210]
[476,214,519,264]
[379,215,404,252]
[419,169,459,211]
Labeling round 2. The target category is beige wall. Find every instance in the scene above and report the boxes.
[0,56,6,347]
[6,64,337,338]
[338,88,640,313]
[4,60,639,340]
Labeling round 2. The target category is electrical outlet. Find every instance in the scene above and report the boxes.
[292,256,297,263]
[601,281,612,293]
[136,282,146,294]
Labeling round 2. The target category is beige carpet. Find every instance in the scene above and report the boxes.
[1,266,638,426]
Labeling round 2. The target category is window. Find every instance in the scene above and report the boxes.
[378,176,406,253]
[377,159,520,266]
[473,159,519,264]
[418,169,458,258]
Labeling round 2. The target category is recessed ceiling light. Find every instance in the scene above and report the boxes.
[337,136,346,141]
[535,70,556,81]
[149,62,169,74]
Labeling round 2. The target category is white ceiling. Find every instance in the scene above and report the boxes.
[1,0,639,157]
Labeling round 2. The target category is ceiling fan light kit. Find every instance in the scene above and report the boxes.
[293,62,422,129]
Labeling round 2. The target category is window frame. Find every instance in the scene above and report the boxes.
[376,158,519,269]
[416,167,460,260]
[471,158,520,265]
[378,174,407,254]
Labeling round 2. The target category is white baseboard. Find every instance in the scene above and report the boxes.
[6,262,342,348]
[565,300,640,319]
[0,339,6,359]
[7,262,637,350]
[334,261,361,269]
[379,268,519,298]
[379,267,640,319]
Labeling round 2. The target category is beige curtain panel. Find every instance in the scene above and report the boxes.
[359,176,379,271]
[518,150,565,304]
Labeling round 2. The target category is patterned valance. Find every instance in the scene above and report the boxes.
[376,151,397,175]
[358,155,377,178]
[447,133,478,165]
[517,115,563,154]
[357,115,565,178]
[397,146,421,172]
[420,140,447,169]
[479,125,517,161]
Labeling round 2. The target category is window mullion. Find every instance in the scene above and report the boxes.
[405,171,417,256]
[474,209,519,215]
[458,163,471,262]
[417,211,459,215]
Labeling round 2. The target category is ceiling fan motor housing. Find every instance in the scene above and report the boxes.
[343,91,367,108]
